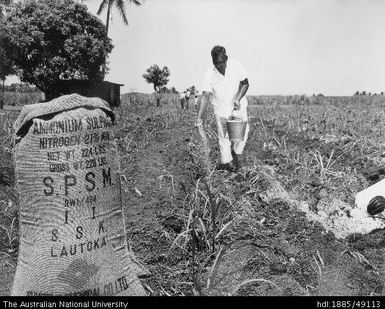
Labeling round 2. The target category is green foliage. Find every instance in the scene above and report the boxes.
[159,86,178,94]
[0,3,15,83]
[0,46,14,81]
[169,87,178,94]
[2,91,43,106]
[142,64,170,92]
[5,83,40,93]
[0,0,113,99]
[0,0,13,18]
[0,17,15,108]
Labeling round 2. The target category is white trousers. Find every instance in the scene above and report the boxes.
[215,106,249,164]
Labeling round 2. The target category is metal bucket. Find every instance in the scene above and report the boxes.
[226,119,247,141]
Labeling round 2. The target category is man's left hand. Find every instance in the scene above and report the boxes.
[195,117,203,127]
[233,99,241,110]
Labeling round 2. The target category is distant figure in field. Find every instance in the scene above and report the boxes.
[180,91,186,109]
[196,45,250,172]
[180,90,191,110]
[184,90,190,110]
[194,92,199,111]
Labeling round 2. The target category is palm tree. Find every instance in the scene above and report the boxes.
[97,0,141,77]
[97,0,141,35]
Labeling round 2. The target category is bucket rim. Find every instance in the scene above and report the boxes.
[226,119,247,123]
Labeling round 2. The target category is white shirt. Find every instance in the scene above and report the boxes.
[201,58,248,117]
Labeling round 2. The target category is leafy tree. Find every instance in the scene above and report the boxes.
[0,3,14,109]
[97,0,141,35]
[0,0,113,100]
[142,64,170,92]
[0,45,14,109]
[142,64,170,107]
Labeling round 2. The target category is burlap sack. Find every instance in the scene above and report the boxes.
[11,94,146,296]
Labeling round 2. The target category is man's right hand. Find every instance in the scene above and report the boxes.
[195,118,203,127]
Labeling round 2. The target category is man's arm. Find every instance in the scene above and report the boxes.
[196,91,211,126]
[232,78,249,110]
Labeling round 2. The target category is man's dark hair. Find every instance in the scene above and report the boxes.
[211,45,227,63]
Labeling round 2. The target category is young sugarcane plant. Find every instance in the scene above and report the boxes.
[202,179,218,253]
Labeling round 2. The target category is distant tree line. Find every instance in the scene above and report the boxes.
[354,91,384,96]
[158,86,178,94]
[3,83,42,93]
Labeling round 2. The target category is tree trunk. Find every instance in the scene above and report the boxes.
[102,2,112,79]
[0,79,4,110]
[154,86,162,107]
[106,2,111,35]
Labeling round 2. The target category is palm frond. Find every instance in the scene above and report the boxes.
[97,0,110,15]
[115,0,128,25]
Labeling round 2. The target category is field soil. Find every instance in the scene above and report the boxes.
[1,97,385,296]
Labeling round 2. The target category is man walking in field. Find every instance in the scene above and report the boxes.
[196,45,250,172]
[194,92,199,111]
[180,91,186,109]
[184,89,191,110]
[180,90,191,110]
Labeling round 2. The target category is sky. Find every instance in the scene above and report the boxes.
[7,0,385,95]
